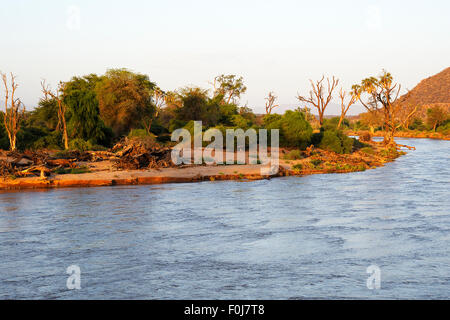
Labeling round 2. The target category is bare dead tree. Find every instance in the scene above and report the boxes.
[297,75,339,126]
[337,88,358,129]
[398,102,419,130]
[2,72,25,151]
[41,80,69,150]
[265,91,279,114]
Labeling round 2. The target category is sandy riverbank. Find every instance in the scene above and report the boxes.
[0,142,400,190]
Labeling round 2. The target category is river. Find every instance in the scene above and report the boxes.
[0,138,449,299]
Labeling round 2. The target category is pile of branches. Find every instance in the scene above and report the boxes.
[0,160,17,179]
[0,149,83,178]
[111,138,174,170]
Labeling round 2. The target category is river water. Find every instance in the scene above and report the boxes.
[0,138,449,299]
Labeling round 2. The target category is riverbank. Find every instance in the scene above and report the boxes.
[0,142,404,190]
[347,130,450,141]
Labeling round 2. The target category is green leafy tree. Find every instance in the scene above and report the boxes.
[427,105,448,131]
[175,87,221,127]
[213,74,247,104]
[96,68,156,136]
[63,74,112,146]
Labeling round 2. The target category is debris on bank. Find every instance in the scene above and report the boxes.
[0,138,175,180]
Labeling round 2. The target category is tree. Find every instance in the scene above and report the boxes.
[359,110,383,134]
[176,87,210,123]
[265,92,279,114]
[41,80,69,149]
[213,74,247,104]
[96,69,156,136]
[337,87,357,129]
[142,86,165,134]
[353,70,417,145]
[427,105,447,131]
[63,74,111,146]
[1,72,25,151]
[297,75,339,126]
[397,102,419,130]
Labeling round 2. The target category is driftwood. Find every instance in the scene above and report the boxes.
[111,138,174,170]
[18,165,52,178]
[396,143,416,150]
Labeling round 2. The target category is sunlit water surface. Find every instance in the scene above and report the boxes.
[0,138,449,299]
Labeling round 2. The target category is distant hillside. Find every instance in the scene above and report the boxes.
[400,67,450,105]
[398,67,450,119]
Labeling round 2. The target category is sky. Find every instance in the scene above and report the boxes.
[0,0,449,115]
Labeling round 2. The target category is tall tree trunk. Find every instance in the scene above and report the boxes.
[337,115,344,129]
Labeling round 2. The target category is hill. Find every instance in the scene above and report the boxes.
[398,67,450,119]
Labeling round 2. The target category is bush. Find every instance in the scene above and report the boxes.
[409,118,428,131]
[310,159,323,168]
[149,121,169,135]
[322,117,349,130]
[156,134,172,143]
[128,128,151,138]
[317,129,354,154]
[437,120,450,135]
[353,138,370,150]
[360,147,375,155]
[292,163,303,171]
[359,131,372,142]
[283,149,303,160]
[54,166,90,174]
[264,110,312,149]
[69,138,93,151]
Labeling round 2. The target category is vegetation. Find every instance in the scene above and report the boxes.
[0,67,448,156]
[264,110,312,149]
[283,149,303,160]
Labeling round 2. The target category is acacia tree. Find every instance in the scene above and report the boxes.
[41,80,69,149]
[427,105,447,131]
[213,74,247,104]
[297,75,339,126]
[353,70,417,145]
[337,88,358,129]
[360,110,384,134]
[96,69,156,136]
[265,91,279,114]
[1,72,25,151]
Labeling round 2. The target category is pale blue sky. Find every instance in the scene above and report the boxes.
[0,0,449,114]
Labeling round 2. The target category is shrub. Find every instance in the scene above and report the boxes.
[292,163,303,171]
[409,118,428,131]
[359,131,372,142]
[318,130,353,154]
[264,110,312,149]
[283,149,303,160]
[128,128,151,138]
[322,117,350,130]
[69,138,92,152]
[310,159,323,167]
[353,138,370,150]
[360,147,375,155]
[54,166,90,174]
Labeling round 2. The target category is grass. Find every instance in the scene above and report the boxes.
[54,166,90,175]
